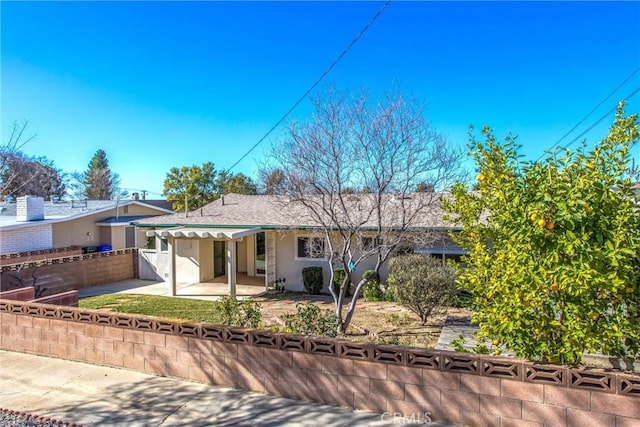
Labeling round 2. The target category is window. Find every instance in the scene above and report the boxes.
[160,238,168,252]
[296,236,325,260]
[361,236,383,252]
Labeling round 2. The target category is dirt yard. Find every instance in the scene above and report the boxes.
[254,292,473,348]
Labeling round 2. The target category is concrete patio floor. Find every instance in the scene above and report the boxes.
[78,277,267,302]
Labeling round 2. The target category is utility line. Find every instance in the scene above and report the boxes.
[536,67,640,160]
[543,86,640,157]
[227,0,392,172]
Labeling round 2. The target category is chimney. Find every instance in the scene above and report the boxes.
[16,196,45,221]
[131,192,140,201]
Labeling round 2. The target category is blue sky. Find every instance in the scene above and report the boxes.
[2,1,639,198]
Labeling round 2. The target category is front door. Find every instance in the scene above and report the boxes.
[213,241,226,277]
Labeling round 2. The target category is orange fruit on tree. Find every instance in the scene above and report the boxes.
[546,221,554,230]
[477,174,486,182]
[551,283,559,292]
[537,218,547,228]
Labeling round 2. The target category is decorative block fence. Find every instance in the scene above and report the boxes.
[0,249,137,296]
[0,246,82,266]
[1,299,638,427]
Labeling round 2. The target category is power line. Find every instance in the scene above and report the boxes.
[538,86,640,159]
[227,0,392,172]
[537,67,640,160]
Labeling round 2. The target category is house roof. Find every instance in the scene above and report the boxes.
[133,193,458,231]
[0,199,174,231]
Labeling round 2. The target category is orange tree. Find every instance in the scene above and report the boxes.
[443,103,640,364]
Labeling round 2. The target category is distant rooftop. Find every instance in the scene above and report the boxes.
[0,198,173,230]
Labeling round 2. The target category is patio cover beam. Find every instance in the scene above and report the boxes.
[145,227,261,240]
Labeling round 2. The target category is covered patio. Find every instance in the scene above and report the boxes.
[145,226,269,297]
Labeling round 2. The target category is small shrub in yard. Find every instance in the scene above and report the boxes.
[384,311,413,327]
[362,270,384,302]
[282,302,338,337]
[387,254,457,325]
[302,266,323,294]
[217,296,262,328]
[331,267,351,297]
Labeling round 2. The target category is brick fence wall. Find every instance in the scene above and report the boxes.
[1,300,638,426]
[0,249,137,296]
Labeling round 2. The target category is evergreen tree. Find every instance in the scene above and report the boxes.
[84,149,114,200]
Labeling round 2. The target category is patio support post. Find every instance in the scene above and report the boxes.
[169,237,177,296]
[227,240,236,297]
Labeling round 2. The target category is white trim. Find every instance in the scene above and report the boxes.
[146,227,261,240]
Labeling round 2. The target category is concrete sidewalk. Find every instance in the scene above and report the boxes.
[0,351,450,427]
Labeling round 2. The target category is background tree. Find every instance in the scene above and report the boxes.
[259,168,286,195]
[0,120,37,198]
[1,154,66,199]
[164,163,259,211]
[443,103,640,364]
[218,171,258,195]
[163,162,219,212]
[84,149,114,200]
[265,86,466,333]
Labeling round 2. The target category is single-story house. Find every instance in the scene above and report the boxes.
[0,195,174,256]
[133,193,465,296]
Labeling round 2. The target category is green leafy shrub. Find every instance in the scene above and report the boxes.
[443,105,640,364]
[362,270,384,301]
[331,267,351,297]
[217,296,262,328]
[451,288,475,309]
[387,254,458,325]
[302,266,323,294]
[282,302,338,337]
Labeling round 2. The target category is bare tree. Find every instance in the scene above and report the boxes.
[3,262,47,298]
[266,86,466,333]
[0,120,37,197]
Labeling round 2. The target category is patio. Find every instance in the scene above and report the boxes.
[78,274,267,302]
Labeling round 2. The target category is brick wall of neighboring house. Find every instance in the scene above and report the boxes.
[0,300,638,427]
[0,287,35,301]
[0,246,83,266]
[0,249,137,296]
[0,287,78,307]
[0,224,53,255]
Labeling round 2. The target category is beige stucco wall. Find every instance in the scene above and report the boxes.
[236,239,248,274]
[175,238,200,284]
[52,204,168,250]
[53,215,101,248]
[273,230,390,292]
[199,238,214,282]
